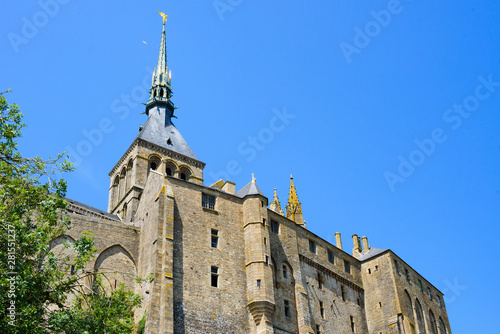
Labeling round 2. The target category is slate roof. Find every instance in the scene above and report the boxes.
[65,198,120,221]
[236,180,265,198]
[136,106,198,160]
[357,247,389,262]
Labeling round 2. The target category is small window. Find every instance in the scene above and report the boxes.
[309,239,316,254]
[265,255,269,266]
[70,265,75,275]
[368,268,371,275]
[283,265,288,279]
[418,280,423,292]
[394,260,399,274]
[405,268,410,282]
[263,237,267,245]
[316,324,321,334]
[211,229,219,248]
[257,279,261,288]
[149,156,161,171]
[344,260,351,274]
[202,193,216,210]
[262,218,266,226]
[319,301,324,318]
[350,315,355,333]
[328,249,334,264]
[270,220,279,234]
[375,265,378,271]
[211,266,219,287]
[437,295,442,308]
[284,300,291,318]
[428,287,432,300]
[341,286,346,301]
[318,272,323,290]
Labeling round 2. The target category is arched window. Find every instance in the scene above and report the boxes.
[429,310,438,334]
[127,158,133,169]
[165,161,177,177]
[149,156,161,172]
[415,299,426,334]
[120,167,126,177]
[438,317,447,334]
[179,166,191,181]
[404,290,414,324]
[113,176,120,185]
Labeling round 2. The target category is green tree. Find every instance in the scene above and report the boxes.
[0,91,141,333]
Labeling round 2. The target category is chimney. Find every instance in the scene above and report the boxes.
[335,232,342,250]
[352,234,362,258]
[362,236,369,253]
[222,180,235,194]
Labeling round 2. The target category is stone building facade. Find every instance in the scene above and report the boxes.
[54,15,453,334]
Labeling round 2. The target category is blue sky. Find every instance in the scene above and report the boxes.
[2,1,499,332]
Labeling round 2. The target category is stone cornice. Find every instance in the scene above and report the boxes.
[299,254,364,293]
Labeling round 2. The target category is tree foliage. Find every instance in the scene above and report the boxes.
[0,91,141,333]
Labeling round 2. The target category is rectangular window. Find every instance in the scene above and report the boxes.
[316,324,321,334]
[318,272,323,290]
[257,279,261,288]
[262,218,266,226]
[418,280,423,292]
[437,295,442,308]
[70,265,75,275]
[350,315,355,333]
[328,249,334,264]
[270,220,279,233]
[394,259,399,274]
[265,255,269,266]
[405,268,410,282]
[282,265,288,279]
[263,237,267,245]
[284,300,291,318]
[211,229,219,248]
[319,301,324,318]
[428,287,432,300]
[202,193,216,210]
[344,260,351,274]
[368,268,371,275]
[341,286,346,301]
[211,266,218,287]
[309,239,317,254]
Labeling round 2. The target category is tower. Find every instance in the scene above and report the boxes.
[107,12,205,223]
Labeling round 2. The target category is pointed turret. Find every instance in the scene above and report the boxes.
[146,11,174,115]
[136,12,199,160]
[269,188,284,215]
[286,175,304,227]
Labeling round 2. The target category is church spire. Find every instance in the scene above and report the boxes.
[146,11,173,114]
[269,188,284,215]
[286,175,304,227]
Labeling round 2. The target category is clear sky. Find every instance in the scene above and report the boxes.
[2,1,499,332]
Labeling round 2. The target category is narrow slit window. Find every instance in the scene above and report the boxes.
[211,266,219,287]
[211,229,219,248]
[344,260,351,274]
[284,300,291,318]
[309,239,317,254]
[320,301,324,318]
[328,249,334,264]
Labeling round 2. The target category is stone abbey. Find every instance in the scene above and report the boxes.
[55,14,453,334]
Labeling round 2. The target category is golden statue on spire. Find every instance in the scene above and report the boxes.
[158,11,168,22]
